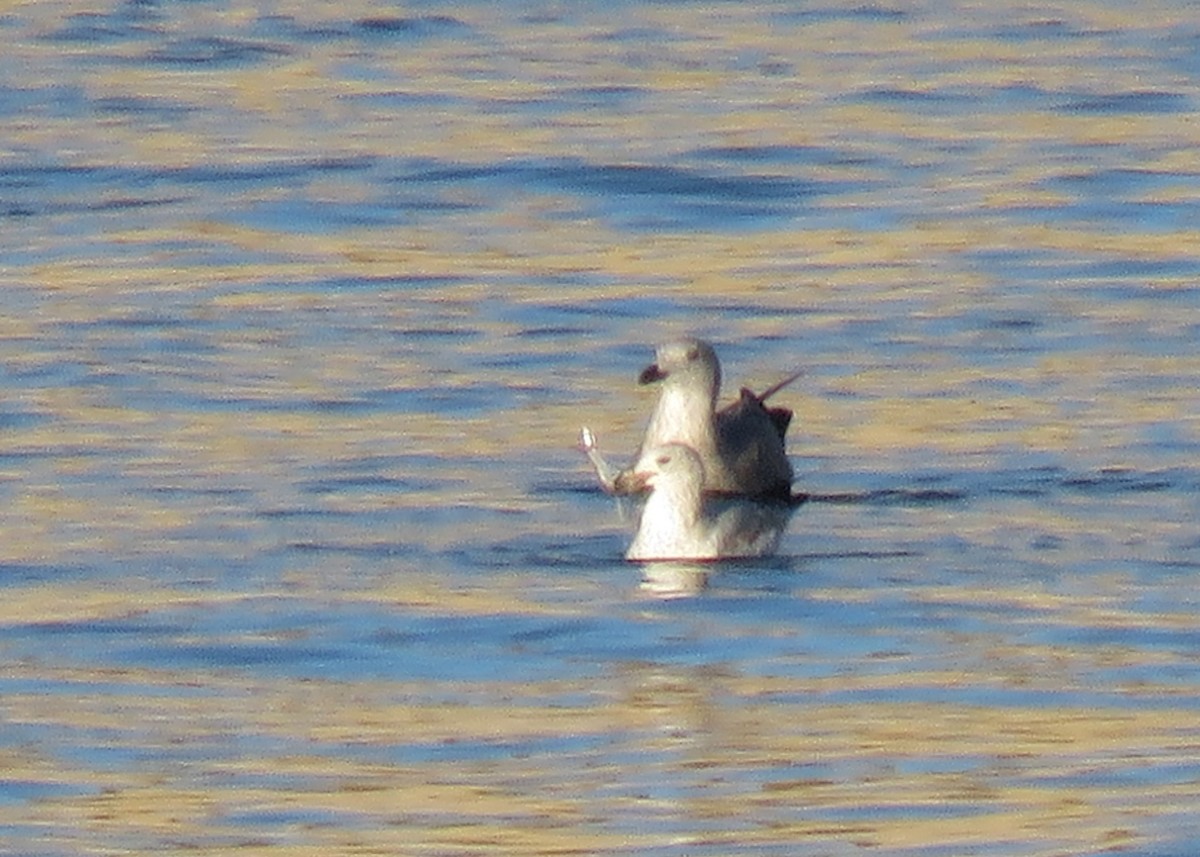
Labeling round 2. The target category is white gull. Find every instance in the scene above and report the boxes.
[621,443,793,561]
[582,337,802,501]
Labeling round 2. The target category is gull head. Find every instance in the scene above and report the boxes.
[619,442,707,497]
[638,338,721,400]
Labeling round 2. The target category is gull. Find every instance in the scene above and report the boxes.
[582,337,802,501]
[620,443,793,561]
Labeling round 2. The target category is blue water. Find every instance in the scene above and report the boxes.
[2,1,1200,854]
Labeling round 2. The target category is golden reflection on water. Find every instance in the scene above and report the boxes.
[3,0,1200,853]
[1,643,1194,853]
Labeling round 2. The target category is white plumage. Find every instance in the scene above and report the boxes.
[622,444,792,561]
[629,338,795,499]
[580,338,804,562]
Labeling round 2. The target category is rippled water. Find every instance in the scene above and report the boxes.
[3,1,1200,854]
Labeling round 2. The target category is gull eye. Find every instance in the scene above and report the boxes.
[685,347,699,361]
[656,454,671,466]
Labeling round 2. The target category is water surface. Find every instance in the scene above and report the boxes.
[2,1,1200,854]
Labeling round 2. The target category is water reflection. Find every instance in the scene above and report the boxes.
[3,0,1200,853]
[639,561,712,598]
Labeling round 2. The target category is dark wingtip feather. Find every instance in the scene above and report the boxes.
[766,405,792,439]
[755,369,804,403]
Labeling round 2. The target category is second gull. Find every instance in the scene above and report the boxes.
[620,443,794,561]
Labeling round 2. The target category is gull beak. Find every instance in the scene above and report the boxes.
[613,468,651,495]
[638,363,667,385]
